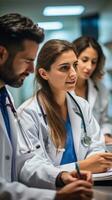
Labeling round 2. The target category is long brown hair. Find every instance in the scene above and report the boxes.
[35,39,77,149]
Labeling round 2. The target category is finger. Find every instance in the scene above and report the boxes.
[77,180,93,188]
[98,157,112,167]
[81,171,92,183]
[74,188,93,199]
[103,156,112,161]
[100,162,112,169]
[65,177,78,184]
[101,153,112,159]
[101,152,112,156]
[63,180,92,193]
[74,170,92,182]
[69,181,92,192]
[70,170,78,177]
[61,172,78,185]
[79,187,93,195]
[80,194,93,200]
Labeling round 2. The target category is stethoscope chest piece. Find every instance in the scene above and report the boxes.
[68,92,92,148]
[81,134,92,147]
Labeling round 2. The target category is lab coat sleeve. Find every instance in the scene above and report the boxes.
[0,178,56,200]
[98,83,112,135]
[17,102,62,190]
[85,101,105,156]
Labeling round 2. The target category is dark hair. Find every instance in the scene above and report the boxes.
[72,36,105,82]
[35,39,77,149]
[0,13,44,50]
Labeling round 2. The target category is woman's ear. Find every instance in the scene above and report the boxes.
[0,46,8,64]
[38,68,48,80]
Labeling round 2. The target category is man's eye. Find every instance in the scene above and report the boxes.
[25,60,33,64]
[25,61,29,64]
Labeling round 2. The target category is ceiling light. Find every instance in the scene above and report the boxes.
[43,6,85,16]
[38,22,63,30]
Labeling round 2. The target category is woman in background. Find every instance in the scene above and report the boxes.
[72,36,112,144]
[18,39,112,189]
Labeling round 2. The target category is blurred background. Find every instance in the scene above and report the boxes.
[0,0,112,118]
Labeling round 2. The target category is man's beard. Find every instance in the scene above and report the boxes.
[0,56,24,88]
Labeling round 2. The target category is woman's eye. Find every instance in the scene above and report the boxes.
[60,66,69,71]
[92,60,97,65]
[82,59,88,62]
[73,62,77,69]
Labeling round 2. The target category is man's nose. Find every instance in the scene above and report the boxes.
[28,63,34,73]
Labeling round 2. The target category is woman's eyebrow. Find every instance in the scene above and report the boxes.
[59,60,78,66]
[59,63,69,66]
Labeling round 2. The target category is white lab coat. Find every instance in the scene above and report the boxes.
[0,88,56,200]
[0,91,18,182]
[87,79,112,135]
[17,92,105,189]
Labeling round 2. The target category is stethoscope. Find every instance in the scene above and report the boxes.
[6,93,36,152]
[37,92,92,147]
[67,92,92,147]
[6,91,92,148]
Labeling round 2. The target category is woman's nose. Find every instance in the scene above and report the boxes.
[69,66,77,77]
[86,61,93,70]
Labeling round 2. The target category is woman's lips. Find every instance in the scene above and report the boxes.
[66,80,76,84]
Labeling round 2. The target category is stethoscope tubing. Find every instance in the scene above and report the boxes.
[6,90,91,150]
[6,94,35,151]
[37,91,92,147]
[67,92,87,133]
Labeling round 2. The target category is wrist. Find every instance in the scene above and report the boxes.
[78,160,88,170]
[55,171,67,188]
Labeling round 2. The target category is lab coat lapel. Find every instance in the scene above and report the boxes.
[6,98,18,180]
[88,79,98,110]
[67,94,82,158]
[0,111,12,149]
[7,106,17,151]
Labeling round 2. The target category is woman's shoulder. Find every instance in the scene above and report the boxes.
[67,91,90,109]
[89,78,108,91]
[96,80,109,96]
[17,95,37,113]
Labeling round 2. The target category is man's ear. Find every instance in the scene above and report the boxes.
[0,46,8,64]
[38,68,48,80]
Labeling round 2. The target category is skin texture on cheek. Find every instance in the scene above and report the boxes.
[78,47,98,70]
[41,50,77,93]
[0,41,38,87]
[0,52,26,87]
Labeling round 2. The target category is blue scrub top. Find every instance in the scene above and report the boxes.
[60,114,77,165]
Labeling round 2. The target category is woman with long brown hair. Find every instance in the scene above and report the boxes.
[72,36,112,144]
[18,39,112,189]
